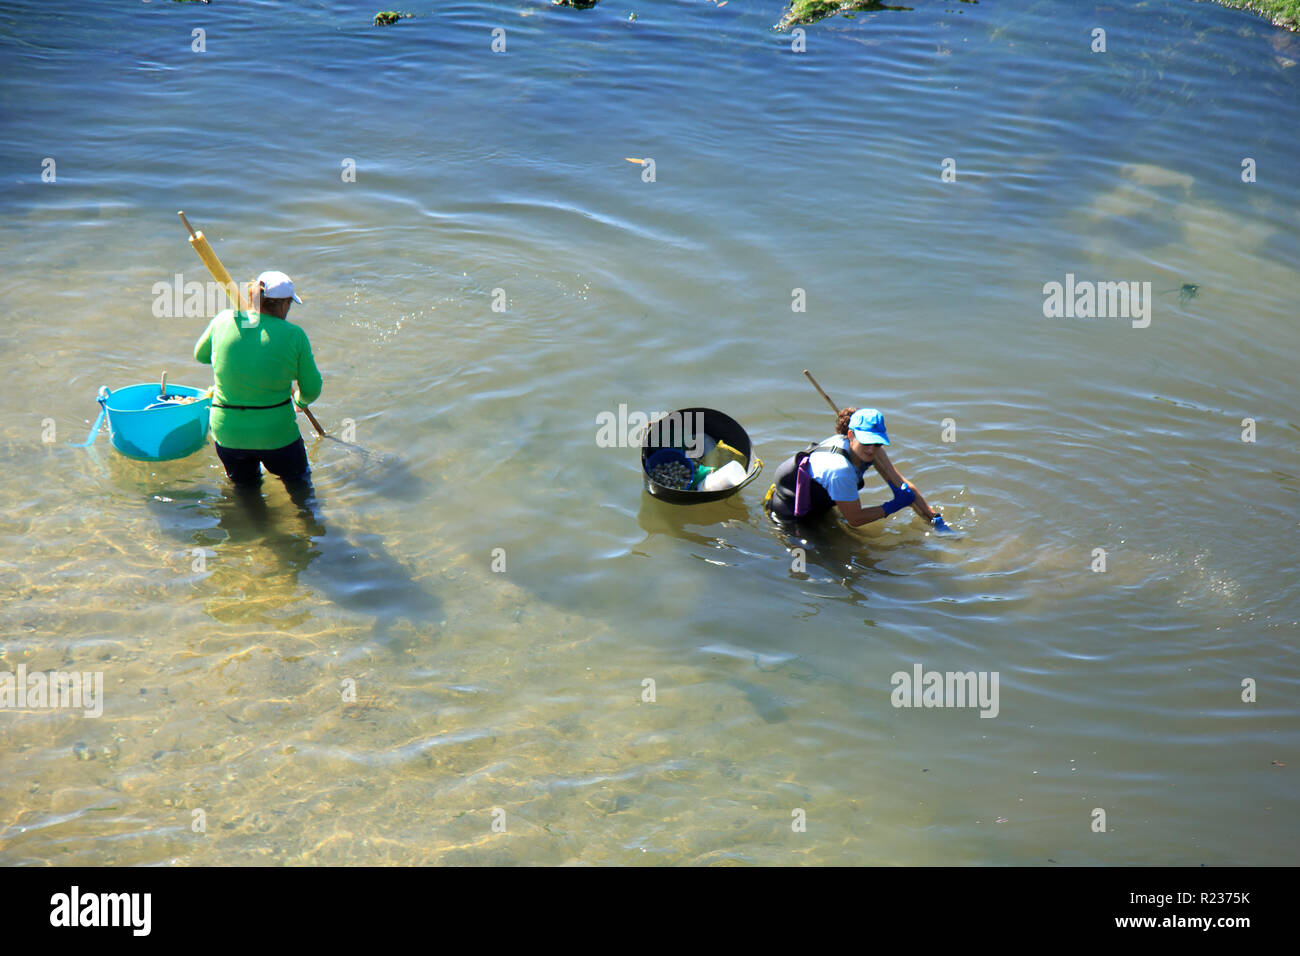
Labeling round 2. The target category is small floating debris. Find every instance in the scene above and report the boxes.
[373,10,412,26]
[1159,282,1200,305]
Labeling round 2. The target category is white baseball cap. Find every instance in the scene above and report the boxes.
[255,270,303,304]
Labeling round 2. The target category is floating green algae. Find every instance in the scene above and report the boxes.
[777,1,921,31]
[1211,0,1300,31]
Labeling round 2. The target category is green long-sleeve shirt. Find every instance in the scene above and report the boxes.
[194,309,323,450]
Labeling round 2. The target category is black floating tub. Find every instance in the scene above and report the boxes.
[641,407,764,504]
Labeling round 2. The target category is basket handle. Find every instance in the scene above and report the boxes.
[72,388,111,447]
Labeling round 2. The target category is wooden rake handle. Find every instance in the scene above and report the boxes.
[803,369,840,415]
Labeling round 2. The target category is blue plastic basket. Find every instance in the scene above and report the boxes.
[88,383,212,462]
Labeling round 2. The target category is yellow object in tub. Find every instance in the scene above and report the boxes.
[702,439,747,469]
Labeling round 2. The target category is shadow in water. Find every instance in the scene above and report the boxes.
[298,527,441,655]
[765,509,894,583]
[203,478,324,577]
[731,678,791,724]
[146,477,440,656]
[311,444,430,503]
[636,489,889,586]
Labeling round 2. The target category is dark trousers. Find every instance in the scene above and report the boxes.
[214,438,311,487]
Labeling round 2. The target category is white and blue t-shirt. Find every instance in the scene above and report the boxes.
[809,436,871,502]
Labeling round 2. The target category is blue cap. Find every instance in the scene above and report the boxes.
[848,408,890,445]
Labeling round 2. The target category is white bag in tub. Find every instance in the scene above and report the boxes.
[699,460,747,492]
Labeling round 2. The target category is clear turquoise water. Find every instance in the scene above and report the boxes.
[0,0,1297,864]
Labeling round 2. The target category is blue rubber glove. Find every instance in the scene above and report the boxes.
[880,482,915,516]
[931,514,952,533]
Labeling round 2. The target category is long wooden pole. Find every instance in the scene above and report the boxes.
[179,211,243,310]
[178,211,326,438]
[803,369,839,415]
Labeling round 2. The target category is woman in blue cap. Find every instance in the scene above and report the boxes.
[764,407,943,528]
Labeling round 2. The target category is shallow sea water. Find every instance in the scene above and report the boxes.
[0,0,1297,864]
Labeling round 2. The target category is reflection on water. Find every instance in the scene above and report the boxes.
[636,491,753,547]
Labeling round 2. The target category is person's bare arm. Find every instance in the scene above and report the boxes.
[872,447,938,522]
[836,497,888,528]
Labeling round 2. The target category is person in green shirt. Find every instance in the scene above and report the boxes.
[194,271,322,491]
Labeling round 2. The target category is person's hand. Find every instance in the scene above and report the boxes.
[293,388,306,409]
